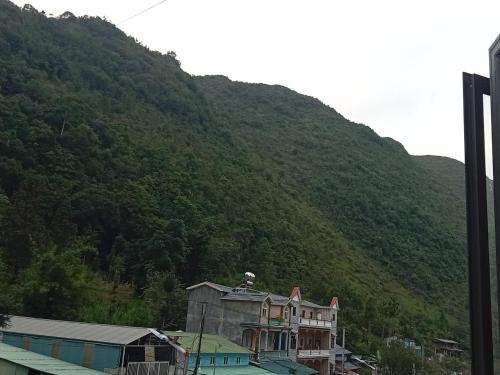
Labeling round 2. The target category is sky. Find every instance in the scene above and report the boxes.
[10,0,500,168]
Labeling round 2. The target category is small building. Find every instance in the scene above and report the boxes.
[0,316,175,373]
[433,338,463,358]
[0,342,106,375]
[164,331,275,375]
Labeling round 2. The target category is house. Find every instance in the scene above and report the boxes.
[330,345,361,375]
[163,330,276,375]
[433,338,463,359]
[185,279,338,375]
[0,342,107,375]
[0,316,175,373]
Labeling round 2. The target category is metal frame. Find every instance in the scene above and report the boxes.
[463,72,494,375]
[490,36,500,349]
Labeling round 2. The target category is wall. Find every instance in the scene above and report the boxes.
[300,306,332,321]
[219,300,261,344]
[1,333,121,371]
[187,352,250,368]
[0,359,28,375]
[186,285,225,334]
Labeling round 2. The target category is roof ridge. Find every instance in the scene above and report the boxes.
[7,315,150,330]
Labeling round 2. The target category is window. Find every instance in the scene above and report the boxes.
[210,356,215,365]
[301,310,305,318]
[332,314,336,321]
[284,307,289,320]
[236,356,241,364]
[291,334,297,349]
[309,311,313,319]
[262,303,268,318]
[300,338,303,347]
[292,306,297,316]
[223,356,228,365]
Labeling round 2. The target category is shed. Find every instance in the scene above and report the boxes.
[0,316,174,372]
[0,342,106,375]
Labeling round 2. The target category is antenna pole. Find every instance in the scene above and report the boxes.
[194,303,207,375]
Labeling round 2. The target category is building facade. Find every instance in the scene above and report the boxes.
[185,281,338,375]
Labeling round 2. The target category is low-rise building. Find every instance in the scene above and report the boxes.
[0,342,107,375]
[433,338,463,359]
[0,316,175,373]
[166,330,278,374]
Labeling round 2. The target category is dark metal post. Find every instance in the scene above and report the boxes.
[193,303,206,375]
[489,35,500,342]
[463,72,494,375]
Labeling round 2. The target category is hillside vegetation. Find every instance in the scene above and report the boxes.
[0,0,469,354]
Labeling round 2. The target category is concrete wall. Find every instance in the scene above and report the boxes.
[186,285,225,334]
[1,333,121,371]
[219,300,261,344]
[186,286,262,346]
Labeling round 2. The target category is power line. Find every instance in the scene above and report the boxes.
[117,0,168,25]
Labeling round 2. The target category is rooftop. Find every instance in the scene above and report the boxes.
[433,338,459,345]
[0,342,105,375]
[164,331,250,354]
[256,359,318,375]
[199,365,275,375]
[1,316,153,345]
[331,344,352,356]
[187,281,332,309]
[221,293,269,303]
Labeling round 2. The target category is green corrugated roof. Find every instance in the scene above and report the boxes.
[163,331,250,354]
[256,359,318,375]
[0,343,106,375]
[199,365,275,374]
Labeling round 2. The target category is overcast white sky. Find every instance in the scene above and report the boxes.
[10,0,500,166]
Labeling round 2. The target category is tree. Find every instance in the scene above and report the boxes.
[17,243,94,319]
[144,272,187,330]
[379,342,421,375]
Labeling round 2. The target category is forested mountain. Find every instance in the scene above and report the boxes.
[0,0,470,354]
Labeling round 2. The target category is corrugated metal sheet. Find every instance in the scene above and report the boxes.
[163,331,250,354]
[2,316,151,345]
[256,359,318,375]
[0,343,105,375]
[199,365,275,374]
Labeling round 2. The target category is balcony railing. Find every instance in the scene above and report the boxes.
[255,350,289,361]
[299,317,332,328]
[269,317,288,326]
[297,349,330,358]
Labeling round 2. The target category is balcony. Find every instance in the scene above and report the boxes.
[297,349,330,358]
[269,317,288,326]
[299,317,332,329]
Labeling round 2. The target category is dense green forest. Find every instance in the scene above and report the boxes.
[0,0,471,358]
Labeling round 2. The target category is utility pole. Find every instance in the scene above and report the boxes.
[341,328,345,375]
[193,303,207,375]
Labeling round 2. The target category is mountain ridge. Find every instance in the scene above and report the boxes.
[0,0,469,353]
